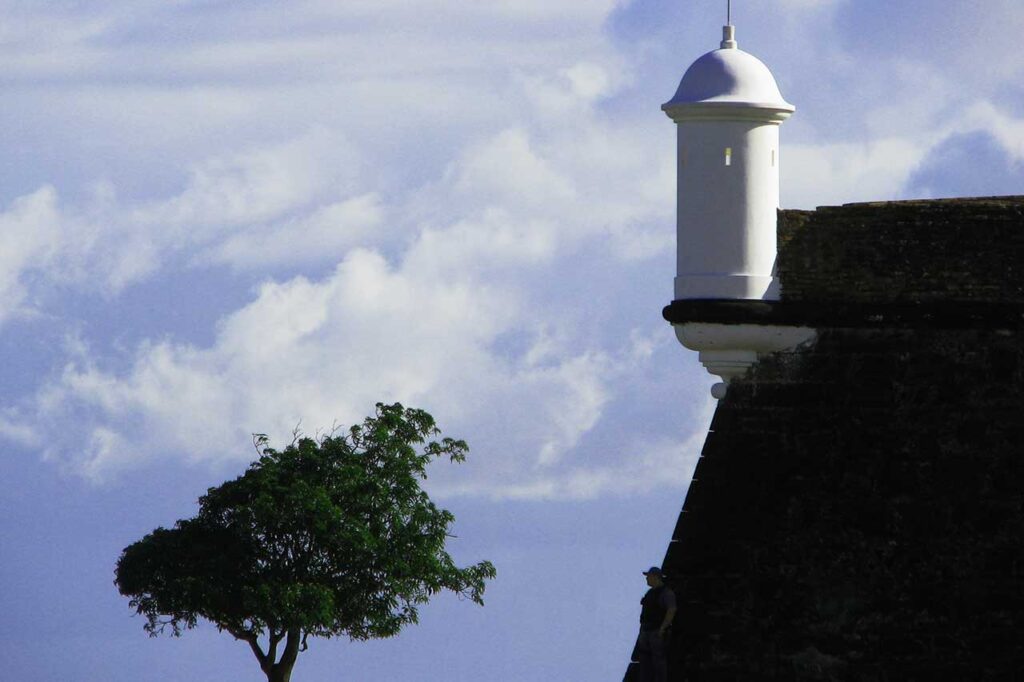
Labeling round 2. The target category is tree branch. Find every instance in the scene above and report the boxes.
[245,635,271,673]
[280,628,302,670]
[224,625,272,674]
[267,627,285,667]
[252,433,269,456]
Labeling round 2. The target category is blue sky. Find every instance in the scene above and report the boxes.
[0,1,1021,680]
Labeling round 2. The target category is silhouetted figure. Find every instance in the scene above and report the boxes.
[636,566,676,682]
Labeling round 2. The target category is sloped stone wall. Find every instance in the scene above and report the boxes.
[660,328,1024,680]
[630,197,1024,681]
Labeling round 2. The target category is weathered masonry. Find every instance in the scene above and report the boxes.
[627,197,1024,680]
[637,11,1024,678]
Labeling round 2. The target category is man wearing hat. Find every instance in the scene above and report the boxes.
[636,566,676,682]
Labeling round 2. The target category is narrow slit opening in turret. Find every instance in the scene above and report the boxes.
[725,147,732,166]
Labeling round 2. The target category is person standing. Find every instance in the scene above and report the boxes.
[636,566,676,682]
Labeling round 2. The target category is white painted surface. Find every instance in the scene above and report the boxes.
[663,27,794,302]
[663,26,804,396]
[674,322,817,397]
[673,120,781,299]
[664,43,794,113]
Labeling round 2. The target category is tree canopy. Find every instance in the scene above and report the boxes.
[115,403,495,682]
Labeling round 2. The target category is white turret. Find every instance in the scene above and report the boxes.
[663,20,814,399]
[663,24,794,301]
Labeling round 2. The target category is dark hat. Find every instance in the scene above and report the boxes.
[643,566,664,577]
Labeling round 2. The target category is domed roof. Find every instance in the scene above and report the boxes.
[663,39,794,120]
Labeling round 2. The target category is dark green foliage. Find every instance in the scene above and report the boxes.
[116,403,495,682]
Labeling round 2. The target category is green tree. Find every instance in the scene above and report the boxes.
[115,403,496,682]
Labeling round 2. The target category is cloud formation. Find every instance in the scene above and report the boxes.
[10,37,698,498]
[2,1,1022,502]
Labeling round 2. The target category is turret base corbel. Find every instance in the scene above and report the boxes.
[675,323,816,398]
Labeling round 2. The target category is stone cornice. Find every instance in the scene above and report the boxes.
[663,299,1024,330]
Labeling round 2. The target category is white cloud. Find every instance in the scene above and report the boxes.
[0,187,69,323]
[436,397,715,501]
[564,62,613,101]
[132,128,358,233]
[449,128,577,212]
[201,193,386,271]
[33,241,608,486]
[424,114,673,259]
[0,1,619,87]
[783,137,921,208]
[8,0,1020,503]
[775,0,843,9]
[33,256,711,499]
[271,0,620,24]
[23,71,686,492]
[0,5,693,498]
[0,0,651,315]
[532,352,611,467]
[0,128,375,305]
[782,99,1024,208]
[0,409,37,446]
[959,101,1024,163]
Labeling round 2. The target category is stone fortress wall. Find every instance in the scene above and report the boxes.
[627,197,1024,681]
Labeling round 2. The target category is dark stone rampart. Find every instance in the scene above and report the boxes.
[660,329,1024,681]
[777,197,1024,305]
[629,197,1024,681]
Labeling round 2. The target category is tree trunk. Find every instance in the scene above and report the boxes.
[263,629,301,682]
[267,664,294,682]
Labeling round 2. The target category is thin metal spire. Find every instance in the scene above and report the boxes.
[721,0,737,49]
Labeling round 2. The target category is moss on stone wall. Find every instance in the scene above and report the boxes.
[661,329,1024,680]
[633,198,1024,681]
[777,197,1024,304]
